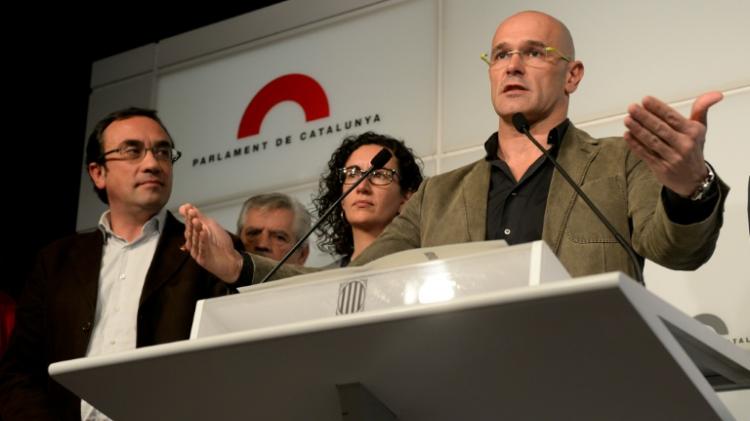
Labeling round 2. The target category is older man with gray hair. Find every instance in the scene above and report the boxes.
[236,193,312,265]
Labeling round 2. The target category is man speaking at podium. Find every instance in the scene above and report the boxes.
[182,11,728,283]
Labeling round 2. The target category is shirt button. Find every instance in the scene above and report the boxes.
[110,340,116,345]
[119,274,126,280]
[510,192,518,196]
[504,228,511,235]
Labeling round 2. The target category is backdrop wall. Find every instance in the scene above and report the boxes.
[79,0,749,350]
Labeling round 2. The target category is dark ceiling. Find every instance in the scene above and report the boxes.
[3,2,284,297]
[87,3,285,61]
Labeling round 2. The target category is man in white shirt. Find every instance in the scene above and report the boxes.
[0,107,251,421]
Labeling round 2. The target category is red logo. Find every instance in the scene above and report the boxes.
[237,74,330,139]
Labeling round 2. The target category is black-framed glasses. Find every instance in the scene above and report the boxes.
[339,166,399,186]
[98,140,182,164]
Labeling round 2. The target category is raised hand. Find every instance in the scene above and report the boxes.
[624,91,723,197]
[179,203,243,283]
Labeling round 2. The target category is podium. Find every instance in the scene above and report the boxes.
[49,241,749,420]
[190,240,569,338]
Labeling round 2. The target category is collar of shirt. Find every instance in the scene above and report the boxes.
[97,208,167,245]
[484,119,570,162]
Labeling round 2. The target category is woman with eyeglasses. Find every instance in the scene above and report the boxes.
[314,132,423,267]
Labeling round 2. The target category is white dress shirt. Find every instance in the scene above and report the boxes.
[81,209,166,421]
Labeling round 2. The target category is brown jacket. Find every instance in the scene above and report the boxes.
[257,124,728,281]
[0,212,241,421]
[353,125,728,278]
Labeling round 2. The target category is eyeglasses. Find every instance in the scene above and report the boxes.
[481,45,571,68]
[99,140,182,164]
[340,166,399,186]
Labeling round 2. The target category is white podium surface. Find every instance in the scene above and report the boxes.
[191,240,569,339]
[49,271,749,420]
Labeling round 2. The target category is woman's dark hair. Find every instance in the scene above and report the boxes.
[313,132,423,258]
[85,107,173,204]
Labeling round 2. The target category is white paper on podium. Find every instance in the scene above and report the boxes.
[191,240,570,339]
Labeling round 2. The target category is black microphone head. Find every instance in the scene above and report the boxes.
[512,113,530,133]
[370,148,393,169]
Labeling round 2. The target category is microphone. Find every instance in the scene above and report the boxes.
[511,113,645,285]
[258,147,393,284]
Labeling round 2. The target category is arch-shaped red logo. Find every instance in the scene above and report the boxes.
[237,73,330,139]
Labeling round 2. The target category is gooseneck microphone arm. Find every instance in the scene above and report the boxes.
[511,113,645,285]
[258,148,394,284]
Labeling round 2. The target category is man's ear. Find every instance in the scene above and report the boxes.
[88,162,107,190]
[298,243,310,265]
[565,60,584,95]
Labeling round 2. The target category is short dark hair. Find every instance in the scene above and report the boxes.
[85,107,173,204]
[313,132,423,258]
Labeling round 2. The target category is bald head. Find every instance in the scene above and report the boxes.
[493,11,575,60]
[488,10,584,128]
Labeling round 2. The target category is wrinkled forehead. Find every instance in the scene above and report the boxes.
[246,206,295,230]
[492,12,569,51]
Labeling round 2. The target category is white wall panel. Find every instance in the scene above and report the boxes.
[439,147,484,173]
[421,157,437,178]
[157,0,437,210]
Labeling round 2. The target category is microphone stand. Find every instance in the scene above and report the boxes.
[258,148,393,284]
[512,113,645,285]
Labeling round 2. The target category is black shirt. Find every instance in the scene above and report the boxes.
[485,120,569,244]
[484,119,719,245]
